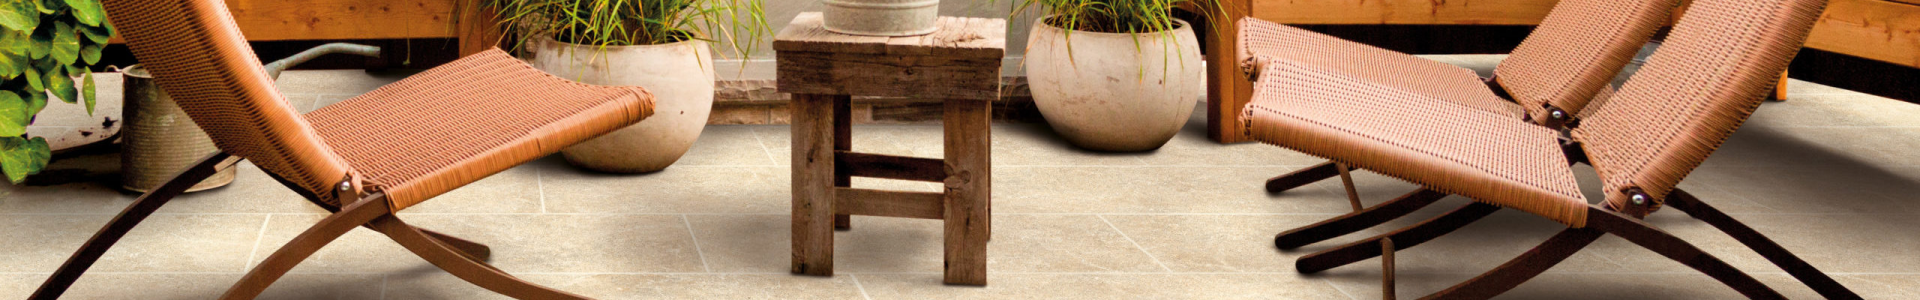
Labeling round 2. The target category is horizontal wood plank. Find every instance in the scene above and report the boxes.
[834,188,945,219]
[1805,0,1920,68]
[1250,0,1555,25]
[776,51,1003,100]
[774,12,1006,58]
[227,0,460,41]
[837,151,946,182]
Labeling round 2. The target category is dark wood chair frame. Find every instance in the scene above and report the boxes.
[30,153,592,299]
[1268,145,1862,299]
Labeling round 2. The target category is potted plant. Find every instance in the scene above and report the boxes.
[0,0,111,183]
[1013,0,1223,152]
[486,0,768,173]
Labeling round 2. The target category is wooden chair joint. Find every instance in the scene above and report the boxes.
[837,151,947,182]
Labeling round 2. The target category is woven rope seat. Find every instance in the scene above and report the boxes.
[1243,60,1588,226]
[305,49,654,210]
[1237,20,1524,119]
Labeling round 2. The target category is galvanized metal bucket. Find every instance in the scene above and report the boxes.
[823,0,940,36]
[119,65,236,193]
[118,43,380,193]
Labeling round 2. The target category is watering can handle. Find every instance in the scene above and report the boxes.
[263,43,382,80]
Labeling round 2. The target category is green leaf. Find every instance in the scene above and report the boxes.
[79,69,90,114]
[0,136,51,184]
[63,0,103,27]
[45,67,71,104]
[78,23,109,44]
[25,88,45,118]
[78,44,97,64]
[28,27,47,60]
[0,91,24,136]
[0,1,37,32]
[0,53,16,80]
[37,0,65,13]
[49,22,75,65]
[23,67,39,90]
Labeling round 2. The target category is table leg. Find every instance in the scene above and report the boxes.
[834,96,853,230]
[792,94,837,276]
[942,99,991,285]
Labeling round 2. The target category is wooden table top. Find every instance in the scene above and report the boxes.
[774,12,1007,59]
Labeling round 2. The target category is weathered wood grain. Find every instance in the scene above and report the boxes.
[837,151,947,182]
[941,99,991,286]
[790,93,837,276]
[775,12,1006,58]
[225,0,458,41]
[1248,0,1555,25]
[1806,0,1920,68]
[776,51,1004,100]
[835,188,945,220]
[834,96,853,230]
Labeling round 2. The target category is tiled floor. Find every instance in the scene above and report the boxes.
[6,56,1920,299]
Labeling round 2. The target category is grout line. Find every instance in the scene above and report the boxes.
[682,215,712,273]
[1097,215,1173,273]
[850,274,874,300]
[537,167,548,214]
[1325,277,1361,300]
[241,214,273,271]
[378,275,389,300]
[747,127,780,165]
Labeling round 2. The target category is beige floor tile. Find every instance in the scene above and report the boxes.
[1835,274,1920,299]
[539,166,789,214]
[1326,272,1790,300]
[1,214,265,273]
[396,162,546,214]
[381,272,865,300]
[253,214,705,274]
[857,273,1348,299]
[1593,212,1920,274]
[0,273,383,300]
[1682,164,1920,214]
[159,162,345,214]
[272,70,410,96]
[688,214,1163,274]
[993,166,1359,214]
[666,126,782,167]
[1747,93,1920,128]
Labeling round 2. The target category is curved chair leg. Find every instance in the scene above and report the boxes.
[1296,203,1500,273]
[1276,189,1448,249]
[1583,207,1784,299]
[368,216,590,299]
[1665,189,1859,299]
[420,229,492,262]
[1267,161,1339,193]
[220,195,390,300]
[31,153,232,300]
[1419,227,1605,300]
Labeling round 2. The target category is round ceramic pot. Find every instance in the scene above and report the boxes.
[1025,18,1203,152]
[530,37,715,173]
[823,0,940,36]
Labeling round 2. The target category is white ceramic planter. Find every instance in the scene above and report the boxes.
[530,37,715,173]
[1025,18,1203,152]
[823,0,940,36]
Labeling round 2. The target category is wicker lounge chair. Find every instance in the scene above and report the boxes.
[1242,0,1855,297]
[1242,0,1679,250]
[1242,0,1679,242]
[30,0,654,299]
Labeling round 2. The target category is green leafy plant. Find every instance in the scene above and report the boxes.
[1008,0,1223,35]
[0,0,111,183]
[484,0,770,57]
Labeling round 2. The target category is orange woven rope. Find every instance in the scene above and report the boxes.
[1574,0,1827,211]
[1494,0,1679,120]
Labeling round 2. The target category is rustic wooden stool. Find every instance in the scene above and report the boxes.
[776,12,1006,286]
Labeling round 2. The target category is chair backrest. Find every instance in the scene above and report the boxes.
[1573,0,1826,210]
[102,0,353,205]
[1494,0,1680,121]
